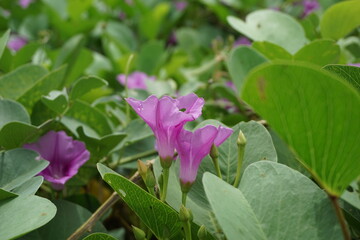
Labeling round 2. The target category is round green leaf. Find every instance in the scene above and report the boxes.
[320,0,360,40]
[0,195,57,240]
[70,76,108,100]
[0,99,30,129]
[241,62,360,196]
[227,10,308,54]
[323,64,360,92]
[252,41,292,61]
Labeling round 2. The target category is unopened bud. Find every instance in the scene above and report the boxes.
[179,204,192,222]
[197,225,208,240]
[210,143,219,159]
[145,168,156,188]
[132,226,146,240]
[137,160,148,180]
[237,130,246,146]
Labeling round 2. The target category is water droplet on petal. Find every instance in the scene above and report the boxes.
[137,103,144,112]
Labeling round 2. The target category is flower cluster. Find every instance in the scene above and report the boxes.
[126,93,233,188]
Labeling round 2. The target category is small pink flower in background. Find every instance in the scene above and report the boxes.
[233,37,251,48]
[117,72,155,90]
[126,94,204,161]
[23,131,90,190]
[7,35,27,52]
[176,125,233,186]
[174,1,188,11]
[348,63,360,67]
[18,0,33,8]
[225,81,236,92]
[302,0,319,17]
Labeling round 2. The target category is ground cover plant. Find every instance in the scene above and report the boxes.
[0,0,359,239]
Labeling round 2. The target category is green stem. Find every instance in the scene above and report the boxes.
[110,149,157,168]
[161,168,170,202]
[183,221,192,240]
[329,196,351,240]
[233,143,245,188]
[182,192,188,206]
[124,54,135,123]
[213,156,222,179]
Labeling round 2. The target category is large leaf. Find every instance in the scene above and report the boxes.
[21,200,106,240]
[12,176,44,196]
[18,66,67,112]
[0,195,57,240]
[203,161,342,240]
[0,149,48,191]
[41,89,69,114]
[203,173,267,240]
[227,10,308,53]
[0,29,10,59]
[70,76,108,100]
[0,64,48,100]
[0,99,30,129]
[320,0,360,39]
[83,233,117,240]
[252,41,292,61]
[97,164,184,239]
[227,46,267,91]
[323,64,360,92]
[241,62,360,196]
[0,122,42,149]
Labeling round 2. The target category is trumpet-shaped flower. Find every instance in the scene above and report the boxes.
[23,131,90,190]
[7,35,27,51]
[176,125,233,188]
[126,94,204,164]
[117,72,155,90]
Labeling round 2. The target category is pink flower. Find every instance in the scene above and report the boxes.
[7,35,27,51]
[117,72,155,90]
[18,0,33,8]
[233,37,251,48]
[126,94,204,162]
[348,63,360,67]
[302,0,319,17]
[23,131,90,190]
[176,125,233,186]
[174,1,188,11]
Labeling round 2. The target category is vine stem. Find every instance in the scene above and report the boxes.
[160,168,170,202]
[329,195,351,240]
[67,164,146,240]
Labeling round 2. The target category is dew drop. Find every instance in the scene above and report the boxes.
[137,103,144,112]
[119,189,126,197]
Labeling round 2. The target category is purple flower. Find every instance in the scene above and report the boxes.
[18,0,33,8]
[176,125,233,187]
[126,94,204,163]
[7,35,27,52]
[23,131,90,190]
[348,63,360,67]
[174,1,188,11]
[233,37,251,48]
[117,72,155,90]
[302,0,319,17]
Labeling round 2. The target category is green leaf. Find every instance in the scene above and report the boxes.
[83,233,117,240]
[320,0,360,39]
[22,199,106,240]
[0,99,30,129]
[77,127,126,159]
[18,66,67,112]
[41,89,69,114]
[294,40,340,66]
[139,2,170,40]
[203,172,267,240]
[227,46,267,91]
[0,29,10,59]
[12,176,44,196]
[227,10,308,54]
[323,64,360,92]
[11,42,41,70]
[65,100,113,136]
[123,119,153,143]
[136,40,165,75]
[67,0,93,20]
[252,41,292,60]
[0,188,17,201]
[97,163,183,239]
[70,76,108,100]
[0,64,48,100]
[0,122,41,149]
[241,62,360,196]
[0,195,57,240]
[0,149,48,191]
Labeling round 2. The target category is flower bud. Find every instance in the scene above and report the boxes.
[210,143,219,159]
[137,160,148,180]
[132,226,146,240]
[145,168,156,188]
[197,225,208,240]
[237,130,246,146]
[179,204,192,222]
